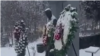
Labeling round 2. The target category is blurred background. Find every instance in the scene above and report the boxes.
[1,1,100,56]
[1,1,48,46]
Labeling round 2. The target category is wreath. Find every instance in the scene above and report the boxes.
[52,5,78,56]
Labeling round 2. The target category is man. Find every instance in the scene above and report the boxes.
[43,8,57,56]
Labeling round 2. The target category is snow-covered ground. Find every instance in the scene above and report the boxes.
[79,47,100,56]
[1,38,100,56]
[1,38,45,56]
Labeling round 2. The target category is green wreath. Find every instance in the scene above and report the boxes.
[54,18,78,56]
[48,6,78,56]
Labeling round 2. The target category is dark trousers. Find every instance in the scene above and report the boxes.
[45,45,50,56]
[45,43,54,56]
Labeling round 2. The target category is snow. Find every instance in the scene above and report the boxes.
[54,39,63,50]
[45,8,51,11]
[2,36,100,56]
[1,47,17,56]
[79,47,100,56]
[63,11,72,45]
[46,14,57,30]
[84,46,100,53]
[1,38,45,56]
[51,15,56,20]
